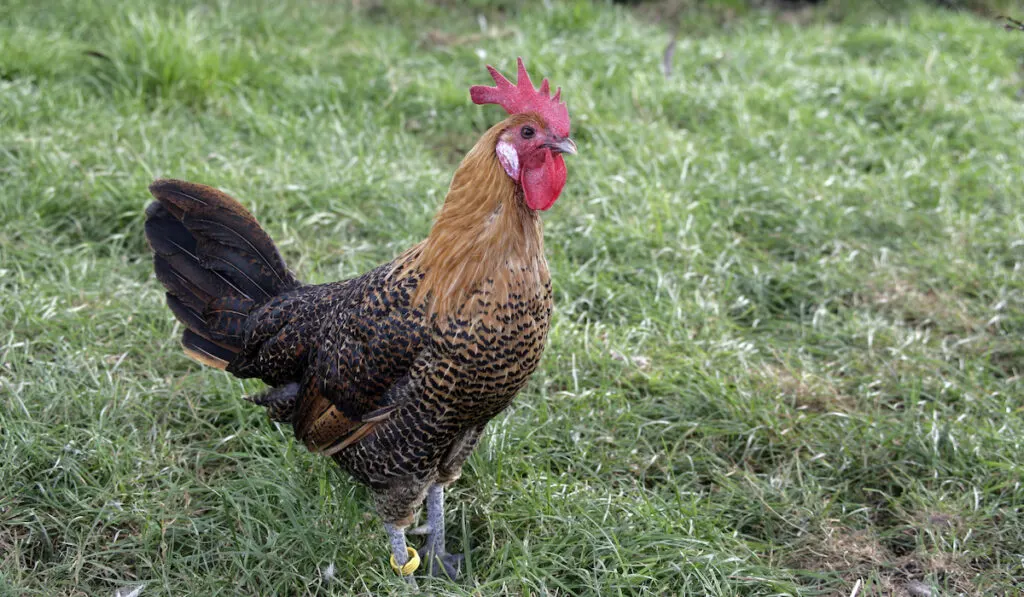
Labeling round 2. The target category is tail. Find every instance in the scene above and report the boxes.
[145,179,300,370]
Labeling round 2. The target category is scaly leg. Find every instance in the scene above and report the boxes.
[385,523,419,588]
[410,484,463,579]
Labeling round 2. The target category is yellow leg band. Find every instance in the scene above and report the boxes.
[390,546,421,576]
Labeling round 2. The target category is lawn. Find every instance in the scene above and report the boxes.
[2,0,1024,595]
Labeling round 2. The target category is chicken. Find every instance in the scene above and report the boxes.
[143,57,575,583]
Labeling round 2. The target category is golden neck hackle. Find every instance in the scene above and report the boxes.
[405,116,547,319]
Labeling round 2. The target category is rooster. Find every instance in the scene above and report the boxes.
[144,58,575,583]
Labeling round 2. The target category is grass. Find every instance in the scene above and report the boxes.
[2,0,1024,594]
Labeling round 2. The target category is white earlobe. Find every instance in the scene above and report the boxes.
[496,140,520,180]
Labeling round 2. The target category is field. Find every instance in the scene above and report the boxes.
[3,0,1024,595]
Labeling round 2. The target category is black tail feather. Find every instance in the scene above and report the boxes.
[153,254,224,311]
[182,330,236,370]
[145,179,300,369]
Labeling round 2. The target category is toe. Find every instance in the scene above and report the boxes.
[426,551,463,580]
[407,524,432,536]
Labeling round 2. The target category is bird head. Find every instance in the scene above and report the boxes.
[470,57,576,211]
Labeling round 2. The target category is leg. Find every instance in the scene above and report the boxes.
[413,484,463,579]
[384,523,419,588]
[408,426,484,579]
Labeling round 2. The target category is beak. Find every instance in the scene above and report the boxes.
[542,136,577,156]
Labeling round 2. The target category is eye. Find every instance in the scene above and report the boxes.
[520,125,535,139]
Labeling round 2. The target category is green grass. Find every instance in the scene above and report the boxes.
[2,0,1024,594]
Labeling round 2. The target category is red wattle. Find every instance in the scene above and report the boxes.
[521,149,566,211]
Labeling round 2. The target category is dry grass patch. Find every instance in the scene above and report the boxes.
[754,362,850,413]
[862,277,986,336]
[788,522,981,596]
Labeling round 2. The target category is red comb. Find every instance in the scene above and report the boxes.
[470,57,570,137]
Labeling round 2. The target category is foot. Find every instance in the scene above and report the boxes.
[422,545,464,580]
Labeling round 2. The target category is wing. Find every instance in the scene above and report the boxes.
[227,279,356,385]
[289,265,428,454]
